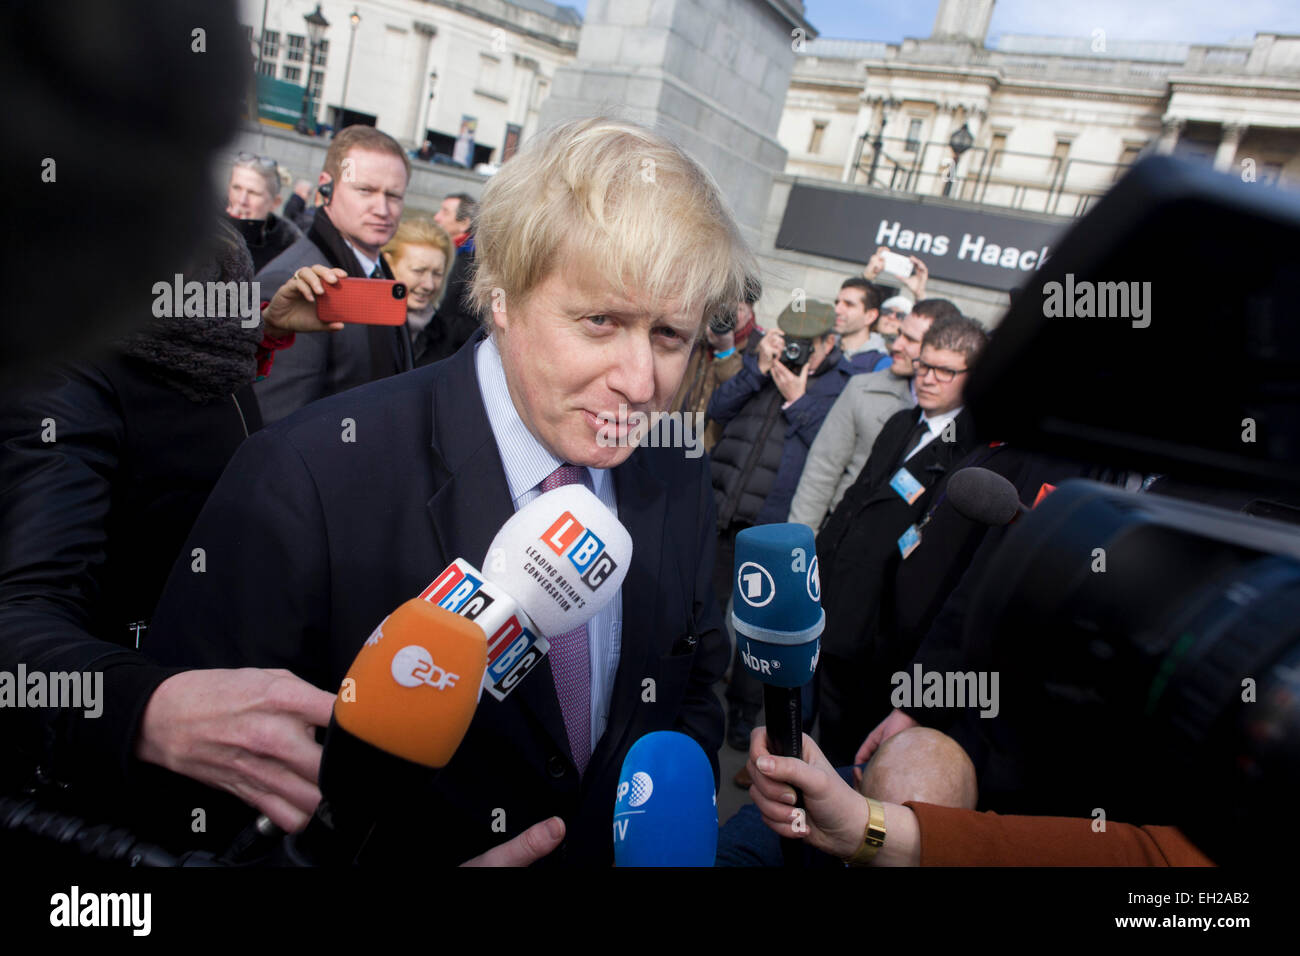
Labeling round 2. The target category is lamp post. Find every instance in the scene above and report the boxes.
[340,9,361,127]
[943,122,974,197]
[866,98,899,188]
[296,4,330,135]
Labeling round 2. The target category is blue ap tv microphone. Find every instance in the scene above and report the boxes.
[613,732,717,866]
[732,523,823,866]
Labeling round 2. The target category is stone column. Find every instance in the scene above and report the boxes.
[1157,116,1185,155]
[538,0,816,247]
[1214,122,1247,172]
[408,21,438,146]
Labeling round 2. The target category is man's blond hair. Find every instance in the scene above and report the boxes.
[470,116,757,328]
[323,125,411,186]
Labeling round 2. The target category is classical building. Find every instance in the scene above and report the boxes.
[238,0,579,165]
[779,0,1300,215]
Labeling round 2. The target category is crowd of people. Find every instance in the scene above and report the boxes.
[0,115,1218,868]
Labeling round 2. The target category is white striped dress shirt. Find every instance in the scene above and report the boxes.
[475,335,622,752]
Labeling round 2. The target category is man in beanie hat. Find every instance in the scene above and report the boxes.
[877,294,914,344]
[707,298,867,758]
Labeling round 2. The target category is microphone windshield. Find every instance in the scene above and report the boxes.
[333,599,487,768]
[947,466,1025,526]
[613,732,717,867]
[483,484,632,637]
[731,524,823,687]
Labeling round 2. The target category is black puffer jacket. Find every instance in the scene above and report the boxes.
[709,370,785,530]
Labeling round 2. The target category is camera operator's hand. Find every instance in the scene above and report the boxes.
[771,355,809,404]
[853,708,919,789]
[261,265,347,339]
[901,256,929,300]
[756,328,785,375]
[135,668,335,833]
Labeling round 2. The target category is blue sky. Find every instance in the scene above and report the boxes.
[564,1,1300,45]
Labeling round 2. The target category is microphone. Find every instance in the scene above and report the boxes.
[613,732,717,867]
[420,484,632,700]
[282,598,487,865]
[731,523,824,867]
[946,466,1028,527]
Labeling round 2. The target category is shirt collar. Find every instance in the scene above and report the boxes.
[345,239,379,277]
[920,405,963,434]
[475,335,607,506]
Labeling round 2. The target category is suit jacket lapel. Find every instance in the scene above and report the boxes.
[585,452,668,782]
[424,334,572,759]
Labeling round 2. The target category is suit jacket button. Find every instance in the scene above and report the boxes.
[547,756,566,778]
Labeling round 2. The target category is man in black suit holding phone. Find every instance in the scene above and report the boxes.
[146,116,756,866]
[814,314,989,766]
[253,125,414,424]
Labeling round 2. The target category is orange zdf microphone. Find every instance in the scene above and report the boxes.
[281,599,486,865]
[420,483,632,700]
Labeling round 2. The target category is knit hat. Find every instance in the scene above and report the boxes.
[776,299,835,338]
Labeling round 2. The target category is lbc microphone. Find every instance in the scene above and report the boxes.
[282,598,487,865]
[732,523,824,866]
[613,732,717,867]
[946,466,1029,527]
[421,483,632,700]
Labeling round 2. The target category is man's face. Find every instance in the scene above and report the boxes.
[322,148,407,256]
[914,344,969,415]
[493,257,699,468]
[876,305,908,337]
[833,287,874,336]
[889,313,933,377]
[434,198,468,238]
[226,167,277,221]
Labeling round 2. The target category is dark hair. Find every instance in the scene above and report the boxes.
[839,276,881,313]
[910,297,962,324]
[921,314,989,367]
[446,192,479,228]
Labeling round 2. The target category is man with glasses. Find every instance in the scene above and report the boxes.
[789,298,960,531]
[812,314,989,766]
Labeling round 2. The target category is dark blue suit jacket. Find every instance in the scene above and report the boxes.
[147,332,727,866]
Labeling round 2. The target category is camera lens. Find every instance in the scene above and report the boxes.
[392,283,407,300]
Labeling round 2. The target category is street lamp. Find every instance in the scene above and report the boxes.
[943,122,974,197]
[340,9,361,127]
[866,98,900,188]
[296,4,330,135]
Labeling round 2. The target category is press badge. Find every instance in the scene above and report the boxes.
[897,524,922,559]
[889,467,926,505]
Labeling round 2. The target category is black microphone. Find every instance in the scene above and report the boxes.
[731,523,824,867]
[279,599,488,865]
[946,466,1028,527]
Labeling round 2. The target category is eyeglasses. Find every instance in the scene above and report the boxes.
[236,152,280,175]
[912,360,968,383]
[880,309,908,319]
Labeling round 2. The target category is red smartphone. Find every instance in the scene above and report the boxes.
[315,278,408,326]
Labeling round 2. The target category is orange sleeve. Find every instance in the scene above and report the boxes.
[905,802,1215,866]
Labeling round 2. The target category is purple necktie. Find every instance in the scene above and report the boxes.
[539,464,592,775]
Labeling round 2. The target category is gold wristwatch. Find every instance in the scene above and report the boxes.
[845,797,887,866]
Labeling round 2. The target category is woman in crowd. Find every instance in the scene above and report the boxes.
[381,217,460,366]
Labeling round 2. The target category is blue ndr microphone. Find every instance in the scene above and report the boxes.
[732,524,824,687]
[732,523,823,868]
[613,732,717,867]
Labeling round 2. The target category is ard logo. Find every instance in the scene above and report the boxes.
[541,511,618,589]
